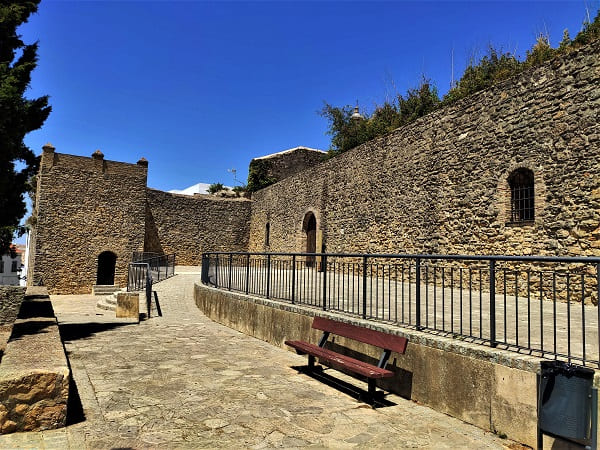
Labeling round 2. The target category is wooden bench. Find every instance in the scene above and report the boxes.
[285,316,408,400]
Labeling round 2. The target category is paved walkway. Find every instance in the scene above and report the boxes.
[0,270,516,449]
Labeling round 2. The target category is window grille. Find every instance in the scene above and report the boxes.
[11,260,18,272]
[508,168,535,222]
[0,262,3,273]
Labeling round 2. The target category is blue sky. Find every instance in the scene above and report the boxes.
[21,0,596,192]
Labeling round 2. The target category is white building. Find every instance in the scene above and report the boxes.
[0,245,23,286]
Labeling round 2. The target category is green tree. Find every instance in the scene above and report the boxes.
[319,103,372,156]
[247,159,277,193]
[558,29,572,51]
[572,9,600,47]
[397,79,440,126]
[319,79,439,156]
[231,184,248,198]
[443,47,521,105]
[208,183,225,194]
[0,0,51,253]
[524,35,556,68]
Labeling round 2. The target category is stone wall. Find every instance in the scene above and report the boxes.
[249,42,600,263]
[0,287,69,433]
[0,287,24,357]
[29,147,148,294]
[0,287,24,328]
[145,189,251,265]
[250,147,326,185]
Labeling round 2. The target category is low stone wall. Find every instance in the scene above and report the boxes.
[0,287,69,433]
[0,287,25,351]
[194,282,599,448]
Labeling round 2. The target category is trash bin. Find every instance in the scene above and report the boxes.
[538,360,597,448]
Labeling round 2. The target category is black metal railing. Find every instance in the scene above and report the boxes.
[127,253,176,291]
[126,253,174,317]
[201,251,600,368]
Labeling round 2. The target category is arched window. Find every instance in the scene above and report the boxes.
[265,222,270,247]
[508,168,534,222]
[97,251,117,285]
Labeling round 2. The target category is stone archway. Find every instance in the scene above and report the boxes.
[97,251,117,285]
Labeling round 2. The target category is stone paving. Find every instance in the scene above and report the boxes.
[0,268,517,449]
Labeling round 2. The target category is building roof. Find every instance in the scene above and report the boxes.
[253,146,326,161]
[168,182,232,196]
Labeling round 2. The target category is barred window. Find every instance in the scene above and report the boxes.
[11,260,18,272]
[508,168,534,222]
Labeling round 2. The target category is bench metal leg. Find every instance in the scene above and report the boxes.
[368,379,376,397]
[308,355,315,370]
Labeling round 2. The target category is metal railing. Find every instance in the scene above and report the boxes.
[126,253,174,317]
[201,251,600,368]
[127,253,176,291]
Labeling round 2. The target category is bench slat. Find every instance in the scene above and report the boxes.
[312,317,408,354]
[285,340,394,379]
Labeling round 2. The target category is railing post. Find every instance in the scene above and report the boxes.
[245,254,250,294]
[415,257,421,330]
[146,266,152,318]
[228,253,233,291]
[322,254,328,310]
[215,255,219,288]
[291,255,296,304]
[266,254,271,299]
[490,259,497,348]
[362,256,368,319]
[201,253,208,284]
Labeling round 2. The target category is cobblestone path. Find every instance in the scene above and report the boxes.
[0,270,515,448]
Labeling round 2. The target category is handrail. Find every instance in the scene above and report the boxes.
[202,251,600,264]
[201,251,600,368]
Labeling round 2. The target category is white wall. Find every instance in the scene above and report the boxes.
[0,253,21,286]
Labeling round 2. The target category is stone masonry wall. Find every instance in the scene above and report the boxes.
[0,287,24,328]
[29,148,148,294]
[251,147,326,183]
[250,42,600,263]
[145,189,251,265]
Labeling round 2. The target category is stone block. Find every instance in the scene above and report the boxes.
[0,292,69,433]
[116,292,140,320]
[490,364,537,445]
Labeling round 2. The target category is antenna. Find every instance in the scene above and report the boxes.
[228,168,241,185]
[585,1,591,24]
[450,46,454,89]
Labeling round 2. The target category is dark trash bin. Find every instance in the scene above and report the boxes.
[538,360,597,449]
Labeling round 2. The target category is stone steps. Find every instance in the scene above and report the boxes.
[96,293,118,311]
[92,285,120,296]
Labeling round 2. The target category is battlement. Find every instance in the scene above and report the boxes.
[40,144,148,177]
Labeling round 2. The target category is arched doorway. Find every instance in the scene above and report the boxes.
[97,251,117,285]
[303,212,317,267]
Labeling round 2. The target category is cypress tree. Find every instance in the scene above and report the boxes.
[0,0,51,253]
